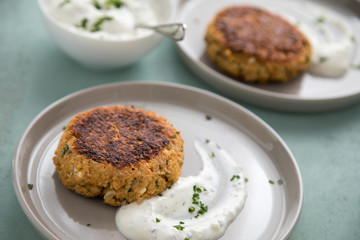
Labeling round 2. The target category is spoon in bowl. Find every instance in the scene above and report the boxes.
[135,23,186,41]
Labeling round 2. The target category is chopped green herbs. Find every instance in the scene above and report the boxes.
[93,0,102,9]
[86,223,91,227]
[62,144,69,156]
[184,238,189,240]
[59,0,70,7]
[93,0,124,10]
[156,218,161,223]
[205,114,212,120]
[269,179,283,185]
[192,193,199,204]
[351,64,360,69]
[62,126,66,130]
[316,16,325,24]
[210,152,215,158]
[179,221,185,224]
[319,56,328,63]
[351,36,356,43]
[91,16,113,32]
[76,18,88,29]
[195,203,208,218]
[193,185,205,193]
[190,185,208,219]
[245,178,248,183]
[205,139,210,144]
[173,225,184,230]
[230,175,240,181]
[106,0,124,8]
[27,184,34,190]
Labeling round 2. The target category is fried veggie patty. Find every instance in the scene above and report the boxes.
[205,6,312,83]
[53,106,184,206]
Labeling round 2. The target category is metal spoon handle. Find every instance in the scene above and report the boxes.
[136,23,186,41]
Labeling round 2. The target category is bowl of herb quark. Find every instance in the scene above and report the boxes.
[37,0,177,69]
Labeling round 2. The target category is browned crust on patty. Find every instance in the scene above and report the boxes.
[205,6,312,83]
[71,106,176,168]
[53,106,184,206]
[214,6,308,62]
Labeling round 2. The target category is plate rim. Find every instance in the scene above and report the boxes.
[176,0,360,112]
[12,81,303,240]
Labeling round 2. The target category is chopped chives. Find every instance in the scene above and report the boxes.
[230,175,240,181]
[59,0,71,7]
[62,144,69,156]
[319,56,328,63]
[316,16,325,23]
[174,225,184,230]
[91,16,113,32]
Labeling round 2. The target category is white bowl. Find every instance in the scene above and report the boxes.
[37,0,176,69]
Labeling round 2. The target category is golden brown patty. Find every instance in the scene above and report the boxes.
[205,6,312,83]
[53,106,184,206]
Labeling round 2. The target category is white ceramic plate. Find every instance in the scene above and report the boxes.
[176,0,360,112]
[13,82,302,240]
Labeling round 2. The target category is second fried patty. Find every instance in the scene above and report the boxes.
[205,6,312,83]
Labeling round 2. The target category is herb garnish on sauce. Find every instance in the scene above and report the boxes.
[91,16,113,32]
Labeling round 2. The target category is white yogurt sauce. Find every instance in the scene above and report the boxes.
[47,0,159,40]
[115,140,247,240]
[272,3,356,78]
[298,12,355,78]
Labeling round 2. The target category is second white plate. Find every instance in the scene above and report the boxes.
[176,0,360,112]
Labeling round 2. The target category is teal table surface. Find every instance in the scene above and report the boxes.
[1,1,360,239]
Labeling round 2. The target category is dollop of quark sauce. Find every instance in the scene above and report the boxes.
[275,3,356,78]
[115,140,247,240]
[47,0,159,40]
